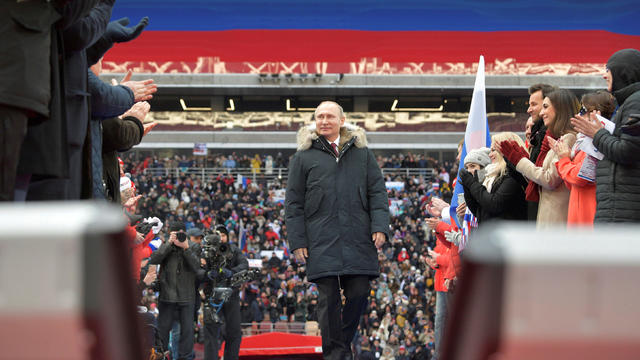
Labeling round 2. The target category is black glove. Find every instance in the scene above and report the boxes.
[458,169,475,187]
[105,17,149,43]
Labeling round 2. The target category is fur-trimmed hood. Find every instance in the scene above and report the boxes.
[296,122,368,151]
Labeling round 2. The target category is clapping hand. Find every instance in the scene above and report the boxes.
[106,17,149,43]
[571,110,603,138]
[113,70,157,102]
[547,136,570,159]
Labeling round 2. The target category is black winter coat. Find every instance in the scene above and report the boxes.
[592,49,640,222]
[12,1,99,179]
[593,82,640,222]
[460,169,527,224]
[286,124,390,281]
[102,115,144,203]
[150,240,202,304]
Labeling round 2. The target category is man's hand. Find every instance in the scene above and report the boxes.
[122,101,151,122]
[431,198,449,212]
[426,197,449,218]
[123,194,142,209]
[106,17,149,43]
[372,232,385,249]
[425,217,440,231]
[428,249,440,261]
[571,110,603,138]
[112,70,157,102]
[143,122,158,137]
[548,136,570,159]
[456,202,467,218]
[423,255,436,268]
[173,235,189,249]
[293,248,308,264]
[143,265,157,286]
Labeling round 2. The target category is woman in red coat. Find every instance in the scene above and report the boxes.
[551,91,615,227]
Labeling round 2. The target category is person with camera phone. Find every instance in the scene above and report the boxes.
[202,225,248,360]
[149,221,202,360]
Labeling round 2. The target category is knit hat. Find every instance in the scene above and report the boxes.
[464,147,491,168]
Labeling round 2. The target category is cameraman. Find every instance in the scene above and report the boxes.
[149,221,201,360]
[203,225,248,360]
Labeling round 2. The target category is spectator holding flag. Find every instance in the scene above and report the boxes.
[458,133,527,224]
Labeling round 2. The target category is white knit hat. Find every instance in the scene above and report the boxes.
[464,147,491,167]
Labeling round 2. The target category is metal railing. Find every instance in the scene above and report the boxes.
[240,321,319,336]
[142,167,436,183]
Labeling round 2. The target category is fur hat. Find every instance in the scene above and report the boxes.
[464,147,491,168]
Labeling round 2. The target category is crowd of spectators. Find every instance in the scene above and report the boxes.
[131,151,458,359]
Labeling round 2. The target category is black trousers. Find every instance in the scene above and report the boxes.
[316,275,370,360]
[204,291,242,360]
[157,301,195,360]
[0,105,28,201]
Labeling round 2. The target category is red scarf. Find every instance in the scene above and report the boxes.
[525,129,556,202]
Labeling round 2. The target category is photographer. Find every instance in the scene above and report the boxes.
[203,225,248,360]
[149,221,201,360]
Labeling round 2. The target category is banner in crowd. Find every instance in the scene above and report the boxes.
[193,142,208,155]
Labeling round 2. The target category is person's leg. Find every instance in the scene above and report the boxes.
[340,275,370,359]
[222,292,243,360]
[316,276,347,360]
[203,319,221,360]
[170,321,180,360]
[178,302,195,360]
[0,105,28,201]
[433,290,449,360]
[156,301,174,354]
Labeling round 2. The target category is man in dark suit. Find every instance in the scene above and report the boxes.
[285,101,390,360]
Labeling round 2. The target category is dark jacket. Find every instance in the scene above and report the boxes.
[14,1,99,179]
[102,115,144,203]
[150,240,202,304]
[460,169,527,224]
[88,71,134,198]
[592,49,640,222]
[285,123,390,281]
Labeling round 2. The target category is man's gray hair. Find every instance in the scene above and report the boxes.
[315,101,345,119]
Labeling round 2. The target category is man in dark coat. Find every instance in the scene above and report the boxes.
[0,0,98,201]
[285,101,390,360]
[150,221,202,360]
[203,225,249,360]
[21,0,114,200]
[572,48,640,222]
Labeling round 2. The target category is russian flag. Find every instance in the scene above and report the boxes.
[449,56,491,247]
[239,222,248,253]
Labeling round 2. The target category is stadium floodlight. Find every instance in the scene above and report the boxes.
[285,98,315,112]
[285,73,294,83]
[179,98,212,111]
[271,73,280,83]
[391,99,443,112]
[299,73,308,83]
[258,73,268,83]
[313,73,322,83]
[226,99,235,111]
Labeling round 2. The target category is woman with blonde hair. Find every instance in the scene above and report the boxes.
[458,132,528,224]
[499,88,579,227]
